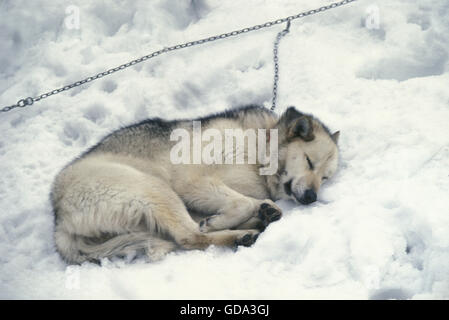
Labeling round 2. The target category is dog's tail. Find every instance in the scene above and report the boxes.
[54,226,177,264]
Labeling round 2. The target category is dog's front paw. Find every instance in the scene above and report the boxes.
[235,232,259,247]
[258,201,282,228]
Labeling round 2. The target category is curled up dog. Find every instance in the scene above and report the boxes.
[51,105,340,264]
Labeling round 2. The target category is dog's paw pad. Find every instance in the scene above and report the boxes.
[235,233,258,247]
[199,216,218,232]
[199,217,211,232]
[258,202,282,227]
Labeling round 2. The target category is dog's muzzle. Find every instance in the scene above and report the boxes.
[295,189,317,205]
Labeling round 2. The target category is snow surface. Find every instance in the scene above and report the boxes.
[1,0,449,299]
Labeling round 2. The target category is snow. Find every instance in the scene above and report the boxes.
[1,0,448,299]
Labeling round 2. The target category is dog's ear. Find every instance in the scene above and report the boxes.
[287,116,315,141]
[278,106,314,142]
[284,106,303,119]
[331,131,340,144]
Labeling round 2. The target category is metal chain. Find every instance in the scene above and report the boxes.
[271,20,291,111]
[1,0,358,113]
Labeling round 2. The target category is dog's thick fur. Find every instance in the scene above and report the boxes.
[51,105,339,264]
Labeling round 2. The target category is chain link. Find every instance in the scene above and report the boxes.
[1,0,358,113]
[271,21,291,111]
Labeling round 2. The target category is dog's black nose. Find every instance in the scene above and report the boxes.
[303,189,317,204]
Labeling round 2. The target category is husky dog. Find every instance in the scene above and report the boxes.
[51,105,340,264]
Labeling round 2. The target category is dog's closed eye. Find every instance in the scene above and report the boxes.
[306,155,314,170]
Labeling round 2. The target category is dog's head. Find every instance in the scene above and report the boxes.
[274,106,339,204]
